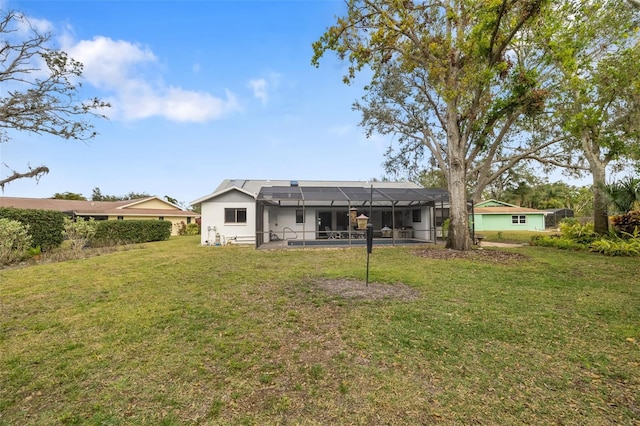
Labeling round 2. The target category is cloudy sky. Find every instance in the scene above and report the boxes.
[0,0,392,205]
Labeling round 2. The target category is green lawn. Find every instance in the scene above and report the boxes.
[1,236,639,425]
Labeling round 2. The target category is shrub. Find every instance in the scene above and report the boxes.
[559,220,597,244]
[175,221,187,236]
[64,217,99,258]
[530,234,588,251]
[0,207,65,251]
[590,228,640,256]
[610,210,640,236]
[92,220,172,246]
[186,223,200,235]
[0,218,32,265]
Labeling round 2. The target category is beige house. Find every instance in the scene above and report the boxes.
[0,196,199,236]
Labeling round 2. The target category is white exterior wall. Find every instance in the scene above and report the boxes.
[411,206,432,240]
[268,207,318,241]
[200,191,256,245]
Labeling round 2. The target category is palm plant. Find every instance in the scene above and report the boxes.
[602,177,640,214]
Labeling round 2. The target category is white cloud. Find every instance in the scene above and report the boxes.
[59,35,241,123]
[248,78,268,105]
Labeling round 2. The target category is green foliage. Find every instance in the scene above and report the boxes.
[610,210,640,236]
[92,220,172,246]
[602,177,640,214]
[0,207,65,251]
[590,232,640,256]
[441,218,450,237]
[530,234,587,251]
[0,218,32,265]
[51,192,87,200]
[558,220,597,244]
[186,223,200,236]
[64,217,99,257]
[91,187,151,201]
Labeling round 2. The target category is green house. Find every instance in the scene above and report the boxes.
[472,200,547,231]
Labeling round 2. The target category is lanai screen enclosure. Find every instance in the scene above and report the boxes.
[255,184,451,247]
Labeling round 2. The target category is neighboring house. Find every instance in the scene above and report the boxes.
[0,196,199,236]
[472,199,547,232]
[191,179,450,247]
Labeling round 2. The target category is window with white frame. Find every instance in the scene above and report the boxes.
[296,209,304,224]
[225,208,247,224]
[511,215,526,224]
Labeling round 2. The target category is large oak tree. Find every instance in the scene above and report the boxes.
[313,0,557,250]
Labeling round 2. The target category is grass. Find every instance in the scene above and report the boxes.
[1,235,639,424]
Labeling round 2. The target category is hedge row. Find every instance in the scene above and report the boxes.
[0,207,65,251]
[92,220,172,246]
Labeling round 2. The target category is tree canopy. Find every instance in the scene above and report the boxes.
[0,10,109,190]
[313,0,554,250]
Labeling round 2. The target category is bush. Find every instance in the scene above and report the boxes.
[0,218,32,265]
[0,207,65,251]
[590,228,640,256]
[610,210,640,236]
[559,220,597,244]
[186,223,200,235]
[64,217,99,258]
[530,234,588,251]
[175,221,187,236]
[92,220,172,246]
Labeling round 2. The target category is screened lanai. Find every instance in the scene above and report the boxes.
[255,185,452,247]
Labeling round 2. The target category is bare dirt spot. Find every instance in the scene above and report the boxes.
[412,247,529,264]
[311,278,421,301]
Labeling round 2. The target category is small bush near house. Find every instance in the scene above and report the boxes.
[64,217,99,258]
[186,223,200,235]
[175,221,187,236]
[92,220,172,246]
[0,207,65,251]
[0,218,32,265]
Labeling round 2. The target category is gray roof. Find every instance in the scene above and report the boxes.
[193,179,446,207]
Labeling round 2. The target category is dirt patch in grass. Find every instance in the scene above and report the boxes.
[412,247,529,264]
[311,278,421,301]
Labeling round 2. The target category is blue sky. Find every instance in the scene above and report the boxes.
[0,0,393,206]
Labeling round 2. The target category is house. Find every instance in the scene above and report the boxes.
[0,196,199,236]
[472,199,547,232]
[190,179,450,247]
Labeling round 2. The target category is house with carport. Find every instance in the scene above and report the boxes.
[471,199,547,232]
[191,179,451,248]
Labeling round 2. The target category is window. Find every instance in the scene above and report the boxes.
[412,209,422,223]
[296,209,304,224]
[511,215,526,224]
[117,216,123,220]
[225,208,247,223]
[159,217,164,220]
[187,217,191,224]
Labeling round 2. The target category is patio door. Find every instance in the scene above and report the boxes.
[318,211,332,238]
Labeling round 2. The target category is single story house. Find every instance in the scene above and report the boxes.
[472,199,547,232]
[191,179,451,248]
[0,196,199,236]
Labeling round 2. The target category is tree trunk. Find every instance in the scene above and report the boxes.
[591,163,609,235]
[445,114,471,250]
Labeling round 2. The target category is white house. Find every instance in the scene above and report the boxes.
[191,179,450,248]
